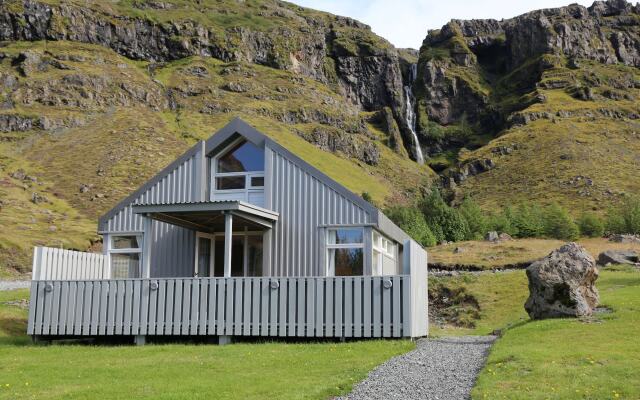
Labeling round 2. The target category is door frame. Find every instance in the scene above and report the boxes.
[194,232,216,277]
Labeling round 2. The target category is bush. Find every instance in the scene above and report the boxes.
[459,197,487,240]
[386,206,437,247]
[421,190,470,243]
[606,197,640,235]
[510,203,545,238]
[578,213,605,238]
[543,203,579,240]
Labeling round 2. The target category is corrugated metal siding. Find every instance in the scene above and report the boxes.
[269,149,372,276]
[103,153,200,232]
[149,221,195,278]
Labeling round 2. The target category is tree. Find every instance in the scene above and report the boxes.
[420,190,470,243]
[543,203,579,240]
[511,202,545,238]
[606,197,640,235]
[458,197,487,240]
[577,213,604,238]
[385,206,437,247]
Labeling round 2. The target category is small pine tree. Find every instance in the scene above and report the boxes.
[606,197,640,235]
[420,190,470,243]
[577,213,604,238]
[459,197,487,240]
[543,203,579,240]
[386,206,437,247]
[511,203,545,238]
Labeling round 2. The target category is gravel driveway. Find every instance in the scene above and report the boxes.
[0,280,30,291]
[339,336,497,400]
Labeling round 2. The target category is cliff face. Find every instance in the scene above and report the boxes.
[0,0,405,119]
[414,0,639,153]
[414,0,640,211]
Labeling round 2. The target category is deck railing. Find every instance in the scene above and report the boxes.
[27,276,412,338]
[32,247,107,281]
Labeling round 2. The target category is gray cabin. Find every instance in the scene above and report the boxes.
[27,118,428,344]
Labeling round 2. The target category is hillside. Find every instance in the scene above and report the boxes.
[1,0,640,274]
[0,0,433,274]
[413,0,640,211]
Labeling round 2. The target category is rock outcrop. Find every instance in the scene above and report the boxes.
[525,243,599,319]
[597,250,639,266]
[0,0,405,119]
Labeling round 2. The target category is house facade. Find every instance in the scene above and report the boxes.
[27,118,428,343]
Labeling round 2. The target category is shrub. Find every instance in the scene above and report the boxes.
[543,203,579,240]
[510,203,545,238]
[421,190,470,243]
[459,197,487,240]
[606,196,640,235]
[386,206,437,247]
[578,213,605,238]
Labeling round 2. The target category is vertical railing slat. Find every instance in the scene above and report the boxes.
[305,277,315,337]
[207,278,217,335]
[287,278,296,337]
[315,279,324,337]
[173,279,183,335]
[344,277,352,338]
[199,279,208,335]
[234,279,243,336]
[251,279,260,336]
[325,278,334,337]
[242,279,251,336]
[216,279,225,336]
[392,276,401,337]
[225,279,234,336]
[190,279,200,335]
[157,280,167,335]
[107,280,116,335]
[373,277,381,338]
[353,277,362,338]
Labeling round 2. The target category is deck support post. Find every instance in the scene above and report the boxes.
[218,335,232,345]
[223,212,233,277]
[134,335,146,346]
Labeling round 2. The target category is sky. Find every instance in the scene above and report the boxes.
[290,0,594,49]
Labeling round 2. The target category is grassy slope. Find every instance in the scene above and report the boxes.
[0,289,414,400]
[458,60,640,214]
[429,237,640,269]
[0,40,430,275]
[473,266,640,400]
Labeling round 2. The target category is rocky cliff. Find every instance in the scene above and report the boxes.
[1,0,640,275]
[413,0,640,211]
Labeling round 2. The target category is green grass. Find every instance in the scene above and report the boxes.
[472,266,640,399]
[0,289,414,400]
[430,270,529,336]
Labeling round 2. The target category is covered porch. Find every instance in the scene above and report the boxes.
[132,201,278,280]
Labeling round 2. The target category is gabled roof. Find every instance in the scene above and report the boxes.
[203,118,379,217]
[99,117,412,244]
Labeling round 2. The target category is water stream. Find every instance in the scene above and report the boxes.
[404,63,424,164]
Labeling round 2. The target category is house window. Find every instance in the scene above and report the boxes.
[327,228,364,276]
[212,139,265,206]
[109,235,142,278]
[372,231,398,276]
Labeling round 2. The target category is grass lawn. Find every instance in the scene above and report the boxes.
[429,270,530,337]
[0,290,414,400]
[464,266,640,399]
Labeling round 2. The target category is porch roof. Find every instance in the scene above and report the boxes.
[132,201,278,232]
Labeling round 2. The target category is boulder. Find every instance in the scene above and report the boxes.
[597,250,639,266]
[498,233,513,242]
[525,243,599,319]
[608,234,640,244]
[485,231,499,242]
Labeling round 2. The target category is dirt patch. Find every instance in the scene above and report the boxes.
[429,281,481,328]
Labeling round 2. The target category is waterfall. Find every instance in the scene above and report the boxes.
[404,64,424,164]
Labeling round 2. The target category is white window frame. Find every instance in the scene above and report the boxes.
[372,230,397,276]
[325,227,365,277]
[194,232,215,277]
[194,230,263,277]
[210,138,265,202]
[108,234,143,278]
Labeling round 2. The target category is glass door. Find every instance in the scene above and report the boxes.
[194,232,215,277]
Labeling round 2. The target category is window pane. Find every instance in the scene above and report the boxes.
[216,176,245,190]
[247,235,263,277]
[112,235,139,249]
[373,249,381,276]
[213,236,244,277]
[330,248,363,276]
[250,176,264,187]
[328,228,363,245]
[217,141,264,173]
[382,254,399,276]
[111,253,140,278]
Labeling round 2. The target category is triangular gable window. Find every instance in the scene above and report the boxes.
[212,139,265,205]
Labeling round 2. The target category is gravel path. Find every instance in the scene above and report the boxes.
[0,280,30,291]
[339,336,497,400]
